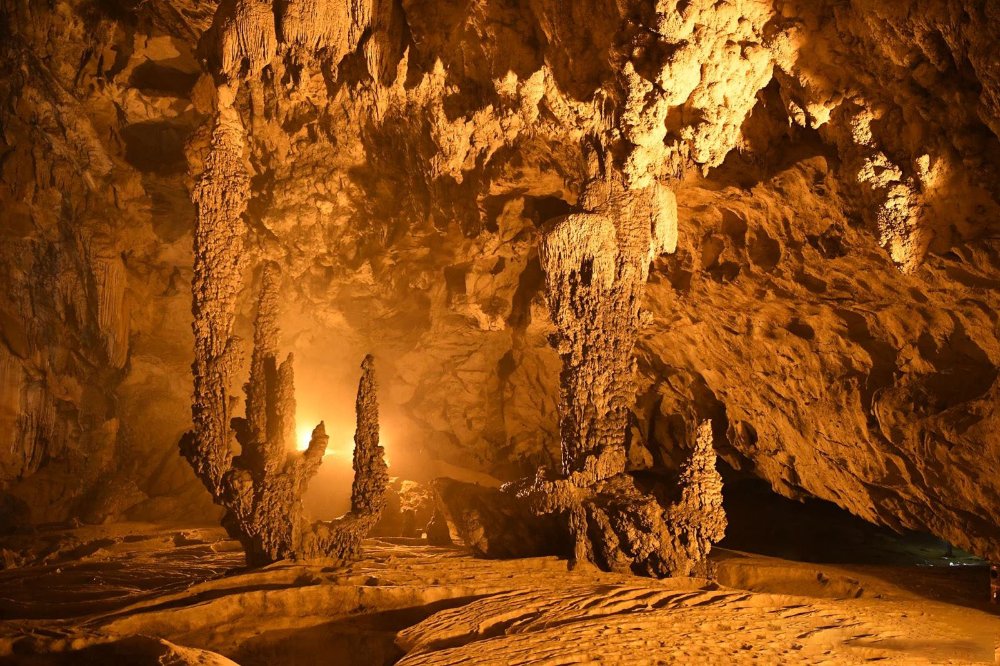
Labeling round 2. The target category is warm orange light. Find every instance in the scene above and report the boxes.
[296,426,315,452]
[295,422,387,464]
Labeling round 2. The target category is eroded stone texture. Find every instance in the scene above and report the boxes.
[351,355,387,515]
[494,162,725,576]
[180,84,249,498]
[179,95,386,564]
[538,167,677,479]
[181,260,388,565]
[505,419,725,577]
[1,0,999,564]
[181,252,321,565]
[434,477,563,559]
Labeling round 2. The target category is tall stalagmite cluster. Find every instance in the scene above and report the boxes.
[506,159,726,576]
[178,0,389,565]
[182,262,328,565]
[180,257,388,565]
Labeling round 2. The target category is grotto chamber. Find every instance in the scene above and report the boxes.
[1,0,999,663]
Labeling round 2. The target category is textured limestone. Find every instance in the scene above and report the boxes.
[0,0,998,564]
[433,477,563,559]
[211,0,278,79]
[182,261,387,564]
[503,419,726,577]
[538,169,677,478]
[180,85,386,564]
[345,355,391,534]
[494,160,725,577]
[643,154,1000,561]
[181,84,250,498]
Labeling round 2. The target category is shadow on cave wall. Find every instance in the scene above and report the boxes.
[720,470,982,568]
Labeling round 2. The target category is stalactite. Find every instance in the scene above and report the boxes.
[219,0,278,79]
[91,251,129,370]
[277,0,372,57]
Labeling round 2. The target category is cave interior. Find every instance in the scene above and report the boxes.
[0,0,999,663]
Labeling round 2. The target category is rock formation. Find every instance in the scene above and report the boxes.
[180,182,387,565]
[327,353,391,559]
[181,250,387,565]
[179,82,250,503]
[433,477,563,559]
[492,158,726,576]
[1,0,999,567]
[536,164,676,480]
[424,509,452,546]
[505,420,726,576]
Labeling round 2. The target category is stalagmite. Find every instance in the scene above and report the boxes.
[505,162,726,577]
[212,263,331,565]
[179,84,250,499]
[307,354,390,563]
[179,85,387,566]
[5,0,1000,660]
[180,260,389,565]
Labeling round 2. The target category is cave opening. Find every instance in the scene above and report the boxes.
[720,472,985,569]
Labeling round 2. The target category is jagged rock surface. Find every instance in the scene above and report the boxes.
[433,477,563,559]
[496,165,724,576]
[180,216,387,565]
[504,419,726,577]
[182,258,332,566]
[0,0,998,563]
[537,169,676,478]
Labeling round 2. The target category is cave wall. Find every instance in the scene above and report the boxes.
[0,0,998,558]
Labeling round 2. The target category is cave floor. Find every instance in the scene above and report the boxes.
[0,524,996,665]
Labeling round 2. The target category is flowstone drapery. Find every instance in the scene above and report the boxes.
[505,166,726,577]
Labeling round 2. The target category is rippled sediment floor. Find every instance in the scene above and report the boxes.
[0,523,996,665]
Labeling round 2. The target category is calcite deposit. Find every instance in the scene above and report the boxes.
[1,0,998,569]
[491,161,725,576]
[181,252,387,565]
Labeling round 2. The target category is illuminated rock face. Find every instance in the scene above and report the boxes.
[0,0,999,563]
[182,176,387,565]
[539,169,677,478]
[181,97,386,564]
[504,166,725,576]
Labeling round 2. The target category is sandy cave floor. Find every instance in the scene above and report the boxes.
[0,524,997,665]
